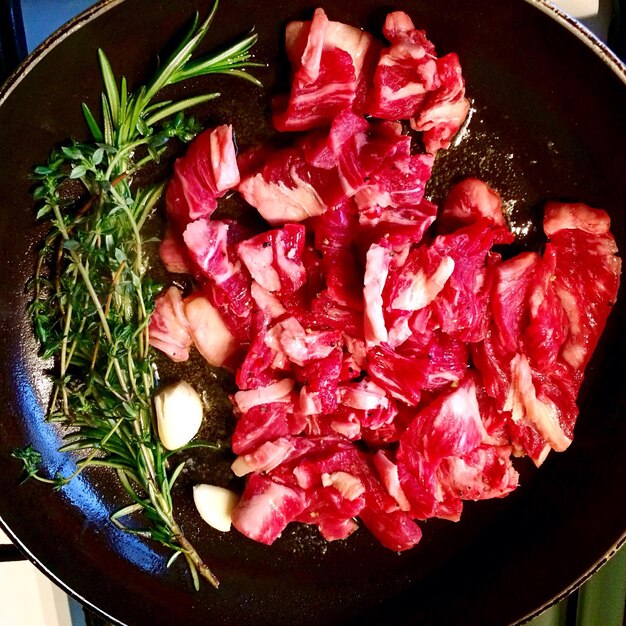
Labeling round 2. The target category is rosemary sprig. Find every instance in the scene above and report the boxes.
[17,0,261,589]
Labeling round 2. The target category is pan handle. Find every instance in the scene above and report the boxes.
[609,0,626,61]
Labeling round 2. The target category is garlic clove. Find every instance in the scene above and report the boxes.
[154,380,203,450]
[193,484,239,532]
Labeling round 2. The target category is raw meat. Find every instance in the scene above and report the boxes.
[544,202,621,370]
[164,125,239,231]
[184,293,239,369]
[366,12,470,153]
[148,286,192,362]
[274,8,378,130]
[150,9,621,555]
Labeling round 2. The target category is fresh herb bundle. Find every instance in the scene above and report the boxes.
[14,0,262,589]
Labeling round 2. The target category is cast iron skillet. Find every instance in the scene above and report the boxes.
[1,1,625,624]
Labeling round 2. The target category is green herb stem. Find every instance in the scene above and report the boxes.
[21,0,262,590]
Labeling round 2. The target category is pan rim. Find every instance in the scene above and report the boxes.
[0,0,122,106]
[528,0,626,84]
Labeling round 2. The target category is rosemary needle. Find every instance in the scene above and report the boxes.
[15,0,261,590]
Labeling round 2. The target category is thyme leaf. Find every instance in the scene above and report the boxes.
[12,445,46,483]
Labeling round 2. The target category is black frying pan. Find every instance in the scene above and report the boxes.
[1,1,625,624]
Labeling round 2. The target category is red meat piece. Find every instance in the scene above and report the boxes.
[411,53,471,153]
[237,145,344,225]
[274,8,378,130]
[236,329,286,391]
[302,111,412,198]
[397,330,469,392]
[359,507,423,552]
[543,202,621,370]
[399,375,486,464]
[489,249,568,370]
[366,11,440,120]
[491,252,544,354]
[394,376,518,517]
[359,200,438,250]
[521,258,570,371]
[231,473,308,545]
[237,224,307,295]
[165,125,239,231]
[439,178,509,234]
[336,379,397,432]
[366,12,469,153]
[232,403,294,455]
[329,115,410,196]
[294,348,343,414]
[303,110,405,166]
[182,219,254,336]
[311,199,364,310]
[184,293,239,369]
[384,244,455,313]
[183,219,238,283]
[291,439,422,551]
[158,226,192,274]
[397,453,463,521]
[296,486,363,541]
[506,353,575,458]
[311,291,364,338]
[363,243,393,345]
[355,152,436,247]
[239,112,412,226]
[366,343,431,406]
[470,325,512,407]
[266,316,342,367]
[431,220,506,342]
[232,436,321,478]
[148,286,192,362]
[233,379,295,416]
[437,444,519,501]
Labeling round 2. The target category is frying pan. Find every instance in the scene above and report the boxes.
[0,1,625,624]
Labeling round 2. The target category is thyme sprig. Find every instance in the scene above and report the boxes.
[18,0,261,589]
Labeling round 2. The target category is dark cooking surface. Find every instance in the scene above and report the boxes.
[0,1,625,625]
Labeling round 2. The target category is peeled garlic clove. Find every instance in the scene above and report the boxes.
[154,380,203,450]
[193,484,239,532]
